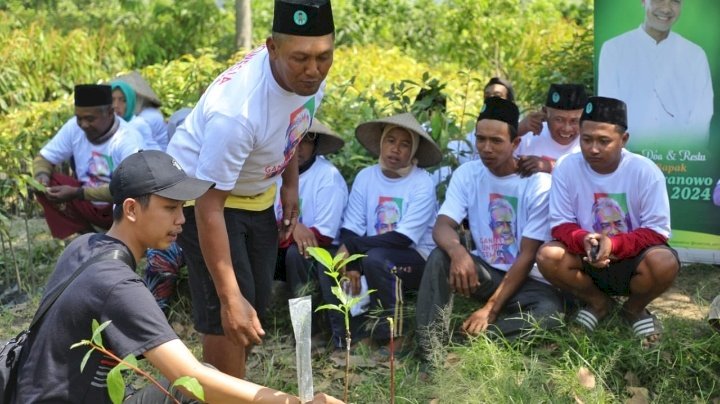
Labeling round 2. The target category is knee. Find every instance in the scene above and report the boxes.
[535,241,568,278]
[361,249,389,277]
[638,248,680,283]
[425,247,451,275]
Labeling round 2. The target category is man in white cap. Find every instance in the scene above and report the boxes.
[166,0,335,378]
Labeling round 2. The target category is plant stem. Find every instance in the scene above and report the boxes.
[389,319,395,404]
[344,331,351,404]
[7,234,22,291]
[93,343,180,404]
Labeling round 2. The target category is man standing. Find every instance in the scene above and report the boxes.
[536,96,680,345]
[598,0,713,144]
[516,83,587,177]
[166,0,335,378]
[33,84,145,239]
[416,97,562,359]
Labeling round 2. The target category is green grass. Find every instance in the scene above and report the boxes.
[2,218,720,403]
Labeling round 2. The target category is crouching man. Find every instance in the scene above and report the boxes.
[536,96,680,345]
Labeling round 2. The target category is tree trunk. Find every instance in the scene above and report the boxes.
[235,0,252,50]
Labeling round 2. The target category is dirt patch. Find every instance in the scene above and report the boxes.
[648,263,719,321]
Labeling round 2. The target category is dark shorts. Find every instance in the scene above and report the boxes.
[581,244,679,296]
[178,206,278,335]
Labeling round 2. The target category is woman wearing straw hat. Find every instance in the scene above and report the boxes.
[333,112,441,355]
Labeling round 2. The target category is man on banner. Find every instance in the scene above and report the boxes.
[598,0,713,144]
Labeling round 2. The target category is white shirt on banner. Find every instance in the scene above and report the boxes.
[598,27,713,143]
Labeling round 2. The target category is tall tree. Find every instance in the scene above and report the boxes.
[235,0,252,50]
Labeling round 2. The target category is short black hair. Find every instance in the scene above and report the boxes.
[579,117,627,135]
[112,194,152,222]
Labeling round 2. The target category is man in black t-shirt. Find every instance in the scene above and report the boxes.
[14,150,341,403]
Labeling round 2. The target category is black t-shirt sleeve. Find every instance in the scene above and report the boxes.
[101,276,178,359]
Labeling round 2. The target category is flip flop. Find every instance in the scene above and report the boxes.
[574,308,600,332]
[624,309,663,344]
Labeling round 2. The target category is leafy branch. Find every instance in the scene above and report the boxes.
[306,246,373,403]
[71,319,204,404]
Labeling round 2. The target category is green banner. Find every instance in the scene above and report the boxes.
[595,0,720,263]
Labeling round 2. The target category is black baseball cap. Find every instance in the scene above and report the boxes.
[110,150,214,204]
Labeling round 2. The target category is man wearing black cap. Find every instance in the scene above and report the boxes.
[32,84,146,239]
[15,150,341,404]
[516,83,588,177]
[450,77,544,165]
[416,97,562,357]
[536,96,680,345]
[166,0,334,378]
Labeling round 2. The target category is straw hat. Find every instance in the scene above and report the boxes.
[710,295,720,332]
[355,112,442,167]
[308,119,344,155]
[115,71,162,106]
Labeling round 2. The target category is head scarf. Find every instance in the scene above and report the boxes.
[378,124,419,178]
[110,81,137,122]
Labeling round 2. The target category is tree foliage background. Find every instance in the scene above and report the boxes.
[0,0,593,205]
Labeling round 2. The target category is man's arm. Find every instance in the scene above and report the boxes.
[144,339,341,403]
[462,237,542,335]
[433,214,478,297]
[195,188,264,347]
[280,153,300,240]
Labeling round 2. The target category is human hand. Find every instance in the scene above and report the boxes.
[35,173,51,187]
[293,223,318,258]
[447,246,479,297]
[583,233,611,268]
[45,185,79,203]
[519,110,546,136]
[220,293,265,347]
[307,392,345,403]
[344,269,362,296]
[461,305,496,336]
[516,155,552,177]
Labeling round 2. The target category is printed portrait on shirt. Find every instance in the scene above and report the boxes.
[591,193,633,236]
[284,98,315,158]
[266,98,316,179]
[485,194,518,265]
[375,197,403,235]
[85,151,113,187]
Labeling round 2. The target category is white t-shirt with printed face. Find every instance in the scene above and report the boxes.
[166,46,325,196]
[274,157,348,243]
[550,149,671,239]
[342,165,437,258]
[439,160,552,282]
[515,121,580,163]
[39,117,144,188]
